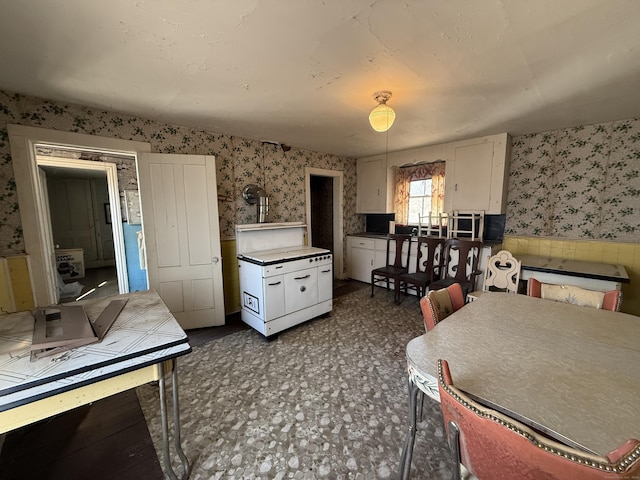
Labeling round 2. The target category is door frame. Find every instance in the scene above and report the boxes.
[8,124,151,306]
[304,167,344,280]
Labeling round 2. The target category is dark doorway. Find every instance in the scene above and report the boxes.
[310,175,333,252]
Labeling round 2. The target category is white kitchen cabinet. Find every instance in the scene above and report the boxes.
[444,133,511,214]
[356,156,394,213]
[348,235,416,284]
[347,236,376,282]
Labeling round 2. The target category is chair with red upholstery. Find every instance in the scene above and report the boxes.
[527,278,622,311]
[437,359,640,480]
[419,283,465,332]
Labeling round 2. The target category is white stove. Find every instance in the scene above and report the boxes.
[236,223,333,337]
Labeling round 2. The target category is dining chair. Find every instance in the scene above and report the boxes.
[396,236,445,304]
[429,239,484,297]
[419,283,465,332]
[437,359,640,480]
[527,278,622,311]
[483,250,521,292]
[370,234,412,304]
[468,249,521,301]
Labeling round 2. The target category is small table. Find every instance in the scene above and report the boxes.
[0,290,192,480]
[399,292,640,479]
[519,254,629,291]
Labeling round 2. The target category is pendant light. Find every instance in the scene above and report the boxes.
[369,91,396,132]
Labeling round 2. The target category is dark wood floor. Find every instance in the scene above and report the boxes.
[0,390,164,480]
[0,279,367,480]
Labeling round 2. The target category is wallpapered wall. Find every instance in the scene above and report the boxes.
[0,91,361,269]
[505,118,640,242]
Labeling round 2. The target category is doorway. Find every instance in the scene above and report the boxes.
[43,165,120,302]
[8,124,152,306]
[309,176,333,252]
[304,167,344,280]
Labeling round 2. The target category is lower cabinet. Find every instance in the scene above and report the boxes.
[347,237,376,283]
[347,236,415,284]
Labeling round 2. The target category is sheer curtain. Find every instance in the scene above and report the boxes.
[394,161,446,225]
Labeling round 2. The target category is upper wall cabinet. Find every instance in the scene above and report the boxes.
[356,156,394,213]
[444,133,511,214]
[356,133,510,216]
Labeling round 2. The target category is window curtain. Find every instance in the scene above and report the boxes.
[394,161,446,225]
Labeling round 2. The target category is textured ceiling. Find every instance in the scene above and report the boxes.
[0,0,639,158]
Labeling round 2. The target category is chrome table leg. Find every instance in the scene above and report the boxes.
[159,359,190,480]
[399,378,422,480]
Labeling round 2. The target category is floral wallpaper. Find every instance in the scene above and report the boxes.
[0,90,362,274]
[506,118,640,242]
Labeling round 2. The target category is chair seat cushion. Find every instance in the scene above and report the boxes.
[541,284,605,309]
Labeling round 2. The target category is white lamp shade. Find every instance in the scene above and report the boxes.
[369,103,396,132]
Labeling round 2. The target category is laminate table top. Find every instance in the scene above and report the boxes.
[0,289,191,412]
[406,292,640,456]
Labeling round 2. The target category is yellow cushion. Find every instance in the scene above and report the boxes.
[540,284,605,309]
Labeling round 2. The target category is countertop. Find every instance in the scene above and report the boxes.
[348,232,503,247]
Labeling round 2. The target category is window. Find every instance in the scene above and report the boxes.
[393,161,445,226]
[407,178,432,224]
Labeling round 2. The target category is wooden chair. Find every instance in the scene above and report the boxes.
[370,234,412,304]
[437,359,640,480]
[527,278,622,311]
[396,236,445,303]
[429,239,484,298]
[419,283,465,332]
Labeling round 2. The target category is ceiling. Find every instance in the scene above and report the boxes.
[1,1,639,158]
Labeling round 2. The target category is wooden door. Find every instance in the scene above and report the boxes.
[137,153,225,329]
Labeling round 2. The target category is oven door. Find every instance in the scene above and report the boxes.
[284,267,318,314]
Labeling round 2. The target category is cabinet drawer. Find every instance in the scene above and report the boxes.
[351,237,375,249]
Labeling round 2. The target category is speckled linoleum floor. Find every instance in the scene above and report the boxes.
[136,287,453,479]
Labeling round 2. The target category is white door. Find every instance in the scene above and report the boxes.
[137,153,225,329]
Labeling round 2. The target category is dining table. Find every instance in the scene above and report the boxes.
[399,291,640,479]
[0,289,192,480]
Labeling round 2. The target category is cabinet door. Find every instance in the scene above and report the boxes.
[356,157,385,213]
[318,264,333,303]
[348,237,375,283]
[264,275,285,320]
[451,142,494,212]
[445,134,511,215]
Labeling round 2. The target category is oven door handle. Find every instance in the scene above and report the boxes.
[294,274,311,280]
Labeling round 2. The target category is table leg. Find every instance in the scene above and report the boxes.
[399,378,422,480]
[159,359,190,480]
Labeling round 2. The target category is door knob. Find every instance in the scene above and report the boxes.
[212,257,220,263]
